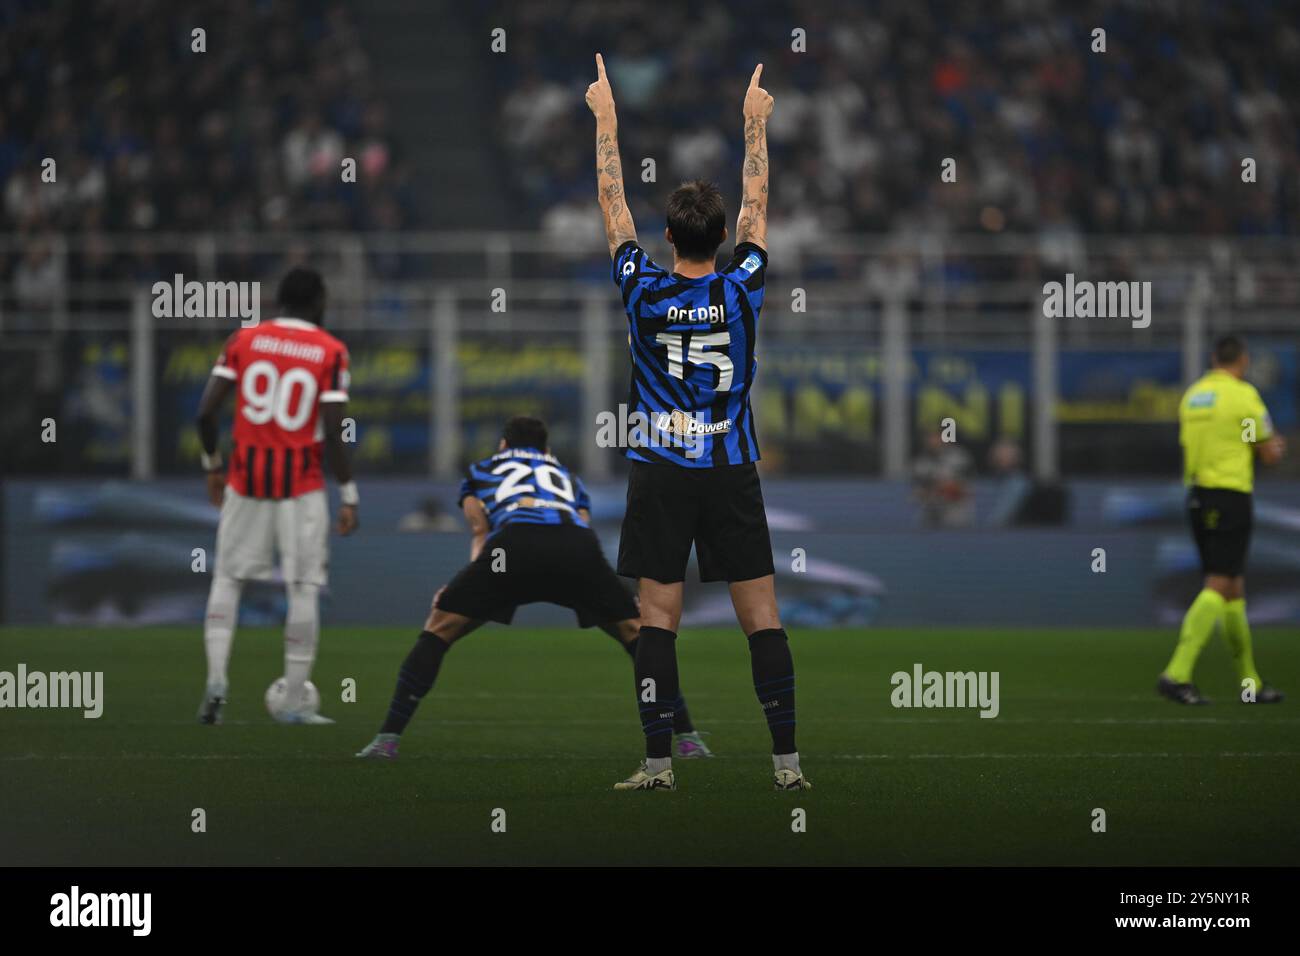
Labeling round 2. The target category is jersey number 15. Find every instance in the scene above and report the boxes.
[655,331,734,391]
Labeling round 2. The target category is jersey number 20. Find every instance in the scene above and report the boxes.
[492,461,574,502]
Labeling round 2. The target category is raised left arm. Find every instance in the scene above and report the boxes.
[586,53,637,257]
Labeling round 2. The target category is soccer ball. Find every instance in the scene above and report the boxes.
[264,677,320,718]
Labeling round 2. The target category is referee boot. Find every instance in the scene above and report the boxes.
[1157,675,1210,705]
[1243,683,1285,704]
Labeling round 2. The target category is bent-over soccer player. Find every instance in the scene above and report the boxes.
[356,416,711,759]
[586,55,810,790]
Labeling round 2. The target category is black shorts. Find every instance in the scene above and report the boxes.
[1187,486,1253,576]
[617,460,776,584]
[435,523,639,627]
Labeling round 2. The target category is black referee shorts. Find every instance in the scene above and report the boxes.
[1187,486,1253,577]
[435,523,639,628]
[617,460,776,585]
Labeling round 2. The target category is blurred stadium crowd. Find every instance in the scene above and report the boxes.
[488,0,1300,249]
[0,0,418,305]
[2,0,1296,258]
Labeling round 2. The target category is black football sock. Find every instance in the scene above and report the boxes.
[633,626,679,759]
[623,634,694,734]
[748,628,796,754]
[380,631,450,735]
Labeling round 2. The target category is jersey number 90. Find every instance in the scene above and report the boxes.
[241,360,318,432]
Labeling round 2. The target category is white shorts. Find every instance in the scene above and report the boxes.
[214,487,329,586]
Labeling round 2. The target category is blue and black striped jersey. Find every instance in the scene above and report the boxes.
[458,447,592,533]
[612,240,766,468]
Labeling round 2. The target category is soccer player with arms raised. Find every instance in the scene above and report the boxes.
[587,55,810,791]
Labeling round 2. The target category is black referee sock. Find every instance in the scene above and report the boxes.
[633,626,679,759]
[622,634,695,734]
[748,628,796,754]
[380,631,450,735]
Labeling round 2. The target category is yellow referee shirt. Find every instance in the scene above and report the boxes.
[1179,368,1273,494]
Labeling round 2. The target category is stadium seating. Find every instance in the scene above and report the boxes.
[480,0,1300,239]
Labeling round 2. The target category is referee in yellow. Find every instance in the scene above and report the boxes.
[1159,335,1286,704]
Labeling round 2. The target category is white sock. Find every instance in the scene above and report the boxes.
[646,756,672,775]
[283,582,320,709]
[774,752,800,773]
[203,575,242,697]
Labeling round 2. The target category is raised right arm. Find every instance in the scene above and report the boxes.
[586,53,637,257]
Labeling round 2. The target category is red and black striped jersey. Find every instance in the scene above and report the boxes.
[210,317,350,499]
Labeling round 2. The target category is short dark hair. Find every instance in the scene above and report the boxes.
[1213,334,1246,367]
[502,415,548,451]
[276,267,326,321]
[666,180,726,262]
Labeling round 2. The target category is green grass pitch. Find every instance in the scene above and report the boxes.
[2,625,1297,866]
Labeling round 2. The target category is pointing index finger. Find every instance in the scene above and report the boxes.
[596,53,607,80]
[749,63,763,88]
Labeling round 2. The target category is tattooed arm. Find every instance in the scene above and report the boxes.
[737,63,774,251]
[585,53,637,257]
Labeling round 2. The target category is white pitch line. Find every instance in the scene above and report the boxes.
[873,716,1300,725]
[12,715,1298,728]
[842,751,1300,760]
[3,751,1298,762]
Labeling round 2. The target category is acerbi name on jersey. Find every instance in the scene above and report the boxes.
[666,304,727,324]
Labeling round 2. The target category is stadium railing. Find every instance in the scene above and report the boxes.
[2,232,1297,480]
